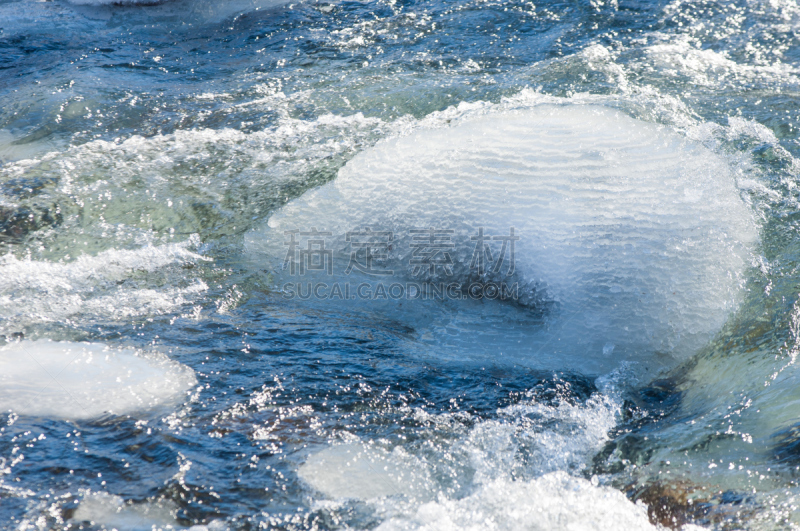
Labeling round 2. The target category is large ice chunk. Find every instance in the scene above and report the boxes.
[0,340,196,420]
[247,104,758,375]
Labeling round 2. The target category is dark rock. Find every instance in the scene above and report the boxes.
[0,204,61,242]
[633,480,706,529]
[1,177,56,200]
[631,480,756,529]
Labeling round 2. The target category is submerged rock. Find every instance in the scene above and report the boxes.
[1,177,56,200]
[633,481,705,529]
[0,204,62,242]
[631,480,756,529]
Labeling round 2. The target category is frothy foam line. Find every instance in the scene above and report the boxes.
[0,240,205,291]
[374,472,658,531]
[0,239,209,329]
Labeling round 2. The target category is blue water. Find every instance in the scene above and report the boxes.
[2,0,800,528]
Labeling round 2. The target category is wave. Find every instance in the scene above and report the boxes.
[0,239,208,333]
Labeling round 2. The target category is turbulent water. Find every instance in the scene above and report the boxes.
[1,0,800,529]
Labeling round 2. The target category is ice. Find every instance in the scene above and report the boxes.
[247,103,758,376]
[299,442,435,501]
[72,493,181,530]
[0,340,196,420]
[71,492,229,531]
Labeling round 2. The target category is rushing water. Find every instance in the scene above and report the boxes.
[1,0,800,529]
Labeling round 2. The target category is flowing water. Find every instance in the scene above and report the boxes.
[1,0,800,528]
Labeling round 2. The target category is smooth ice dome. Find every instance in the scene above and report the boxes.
[72,493,180,530]
[248,103,758,375]
[0,340,197,420]
[299,442,435,501]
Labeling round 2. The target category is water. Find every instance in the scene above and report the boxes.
[0,0,799,528]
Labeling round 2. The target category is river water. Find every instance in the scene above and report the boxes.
[1,0,800,529]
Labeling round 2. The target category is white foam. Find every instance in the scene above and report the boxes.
[0,340,196,420]
[300,389,621,496]
[247,103,758,375]
[0,241,208,332]
[636,31,800,89]
[375,472,656,531]
[297,386,672,530]
[0,112,386,249]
